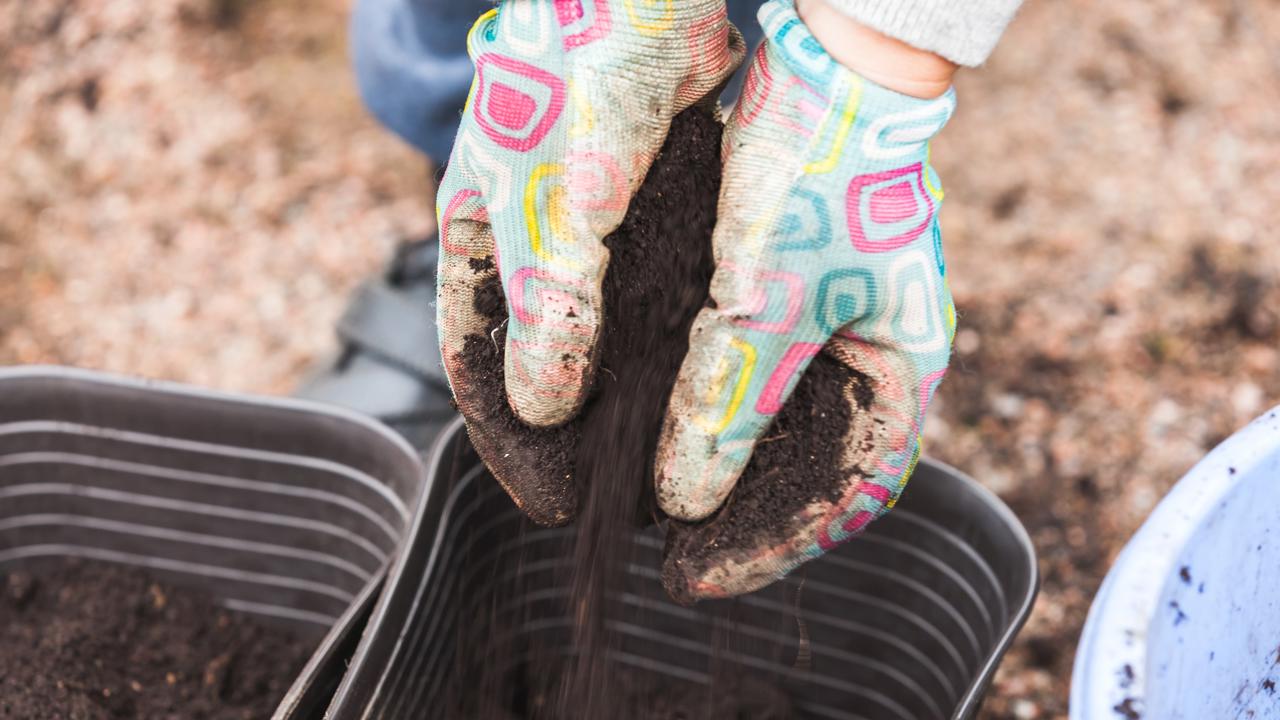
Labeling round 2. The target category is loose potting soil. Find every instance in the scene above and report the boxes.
[459,105,864,603]
[0,559,314,719]
[446,105,864,718]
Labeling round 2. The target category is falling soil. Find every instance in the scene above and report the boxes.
[455,100,723,568]
[449,104,864,718]
[456,104,721,718]
[663,353,867,603]
[456,107,866,595]
[0,559,315,720]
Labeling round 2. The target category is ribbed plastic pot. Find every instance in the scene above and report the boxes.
[0,366,427,719]
[1071,405,1280,720]
[327,417,1038,720]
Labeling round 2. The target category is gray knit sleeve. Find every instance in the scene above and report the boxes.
[820,0,1025,67]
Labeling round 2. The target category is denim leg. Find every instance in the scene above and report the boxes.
[351,0,768,165]
[725,0,766,105]
[350,0,492,163]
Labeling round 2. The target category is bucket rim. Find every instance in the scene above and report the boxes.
[1070,404,1280,719]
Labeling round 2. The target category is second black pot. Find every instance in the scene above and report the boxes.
[327,417,1038,720]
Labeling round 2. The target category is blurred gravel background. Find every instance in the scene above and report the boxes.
[0,0,434,391]
[3,0,1280,716]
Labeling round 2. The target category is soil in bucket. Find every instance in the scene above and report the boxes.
[0,558,315,719]
[448,104,863,718]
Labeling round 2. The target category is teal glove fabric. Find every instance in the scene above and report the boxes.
[657,0,957,599]
[436,0,744,524]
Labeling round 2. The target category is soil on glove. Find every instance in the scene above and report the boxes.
[0,559,315,720]
[456,102,722,556]
[459,107,864,601]
[663,353,866,602]
[453,105,849,718]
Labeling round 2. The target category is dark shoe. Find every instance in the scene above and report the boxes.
[295,236,455,451]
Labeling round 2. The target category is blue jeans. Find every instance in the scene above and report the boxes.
[351,0,767,164]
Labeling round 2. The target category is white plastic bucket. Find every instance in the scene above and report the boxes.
[1071,405,1280,719]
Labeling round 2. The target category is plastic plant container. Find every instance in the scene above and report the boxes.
[326,417,1038,720]
[1071,405,1280,720]
[0,366,428,719]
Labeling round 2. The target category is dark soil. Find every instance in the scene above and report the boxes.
[0,559,315,720]
[460,280,578,527]
[552,103,721,720]
[458,104,722,719]
[454,103,860,718]
[457,108,863,600]
[663,354,865,603]
[456,101,723,543]
[498,668,795,720]
[621,677,793,720]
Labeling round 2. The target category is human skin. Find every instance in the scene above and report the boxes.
[796,0,959,98]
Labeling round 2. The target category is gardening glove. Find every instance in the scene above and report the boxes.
[658,0,957,602]
[436,1,745,525]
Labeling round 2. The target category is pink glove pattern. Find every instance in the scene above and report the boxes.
[436,1,744,524]
[658,0,958,600]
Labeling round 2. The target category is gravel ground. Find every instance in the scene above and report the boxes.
[3,0,1280,717]
[0,0,434,391]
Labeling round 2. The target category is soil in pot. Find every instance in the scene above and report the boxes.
[450,106,842,718]
[0,558,315,720]
[465,662,796,720]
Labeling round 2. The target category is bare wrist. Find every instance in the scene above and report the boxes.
[795,0,958,99]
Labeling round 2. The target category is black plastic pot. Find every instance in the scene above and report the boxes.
[0,366,427,719]
[328,417,1039,720]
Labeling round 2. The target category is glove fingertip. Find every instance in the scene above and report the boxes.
[502,343,594,429]
[654,414,751,522]
[661,520,782,605]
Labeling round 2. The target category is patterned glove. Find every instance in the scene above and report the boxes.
[658,0,957,600]
[437,1,744,524]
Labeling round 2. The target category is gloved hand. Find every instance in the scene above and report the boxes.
[436,0,745,524]
[657,0,957,601]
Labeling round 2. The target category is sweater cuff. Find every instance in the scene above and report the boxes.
[818,0,1024,67]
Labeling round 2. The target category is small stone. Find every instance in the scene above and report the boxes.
[1231,381,1263,416]
[6,572,36,608]
[993,392,1025,419]
[148,584,167,609]
[955,328,981,355]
